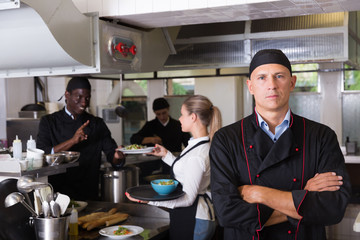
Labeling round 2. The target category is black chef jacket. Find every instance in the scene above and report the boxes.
[37,108,122,200]
[209,112,351,240]
[130,117,190,152]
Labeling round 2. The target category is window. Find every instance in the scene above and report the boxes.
[166,78,194,95]
[122,80,147,96]
[342,64,360,144]
[344,64,360,91]
[289,63,320,122]
[292,63,319,92]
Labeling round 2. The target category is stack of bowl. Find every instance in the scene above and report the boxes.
[26,148,44,168]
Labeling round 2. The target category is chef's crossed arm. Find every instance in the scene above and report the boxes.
[238,171,343,226]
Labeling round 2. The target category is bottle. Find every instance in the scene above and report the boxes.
[27,135,36,150]
[12,135,22,160]
[69,205,78,236]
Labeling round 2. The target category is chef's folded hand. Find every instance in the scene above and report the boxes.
[125,192,148,204]
[238,185,263,204]
[151,136,162,144]
[304,172,343,192]
[72,120,89,144]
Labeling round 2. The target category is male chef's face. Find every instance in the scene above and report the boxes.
[65,88,91,118]
[154,108,169,125]
[246,63,296,114]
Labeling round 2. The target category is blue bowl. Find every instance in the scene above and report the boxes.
[151,179,178,195]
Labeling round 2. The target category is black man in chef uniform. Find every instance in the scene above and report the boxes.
[37,77,125,201]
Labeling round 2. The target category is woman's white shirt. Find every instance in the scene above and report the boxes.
[148,136,214,220]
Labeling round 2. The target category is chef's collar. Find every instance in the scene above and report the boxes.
[256,108,290,142]
[65,106,75,120]
[159,117,169,127]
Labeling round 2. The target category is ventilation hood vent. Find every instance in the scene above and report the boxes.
[164,12,360,70]
[0,0,178,78]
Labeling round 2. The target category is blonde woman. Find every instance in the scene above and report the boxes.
[126,95,222,240]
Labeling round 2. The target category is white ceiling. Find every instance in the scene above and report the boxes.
[104,0,360,29]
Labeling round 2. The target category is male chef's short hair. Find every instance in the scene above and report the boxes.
[152,98,169,111]
[66,77,91,92]
[249,49,292,76]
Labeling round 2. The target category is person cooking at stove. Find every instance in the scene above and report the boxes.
[130,97,191,173]
[126,95,222,240]
[37,77,125,201]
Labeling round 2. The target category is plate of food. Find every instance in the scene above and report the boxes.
[66,200,88,213]
[117,144,154,154]
[99,225,144,239]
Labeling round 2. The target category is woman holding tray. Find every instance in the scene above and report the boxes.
[126,95,222,240]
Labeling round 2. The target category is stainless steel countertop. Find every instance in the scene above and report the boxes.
[0,161,79,178]
[78,201,170,240]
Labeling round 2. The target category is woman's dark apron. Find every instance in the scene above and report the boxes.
[169,140,210,240]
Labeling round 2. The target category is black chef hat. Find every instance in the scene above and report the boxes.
[249,49,292,77]
[66,77,91,92]
[152,98,169,111]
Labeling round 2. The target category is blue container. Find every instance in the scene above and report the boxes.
[151,179,178,195]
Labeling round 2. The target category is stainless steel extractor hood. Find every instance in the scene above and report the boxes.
[163,12,360,70]
[0,0,179,78]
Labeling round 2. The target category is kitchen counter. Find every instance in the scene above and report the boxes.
[0,161,79,178]
[78,201,169,240]
[341,146,360,164]
[344,155,360,164]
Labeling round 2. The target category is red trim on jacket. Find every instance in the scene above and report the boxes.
[295,190,307,240]
[242,118,262,239]
[301,117,306,189]
[241,119,253,185]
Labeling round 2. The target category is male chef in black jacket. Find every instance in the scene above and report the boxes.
[210,49,351,240]
[37,77,125,201]
[130,97,191,174]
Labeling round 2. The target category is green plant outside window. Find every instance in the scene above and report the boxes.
[344,64,360,91]
[292,63,318,92]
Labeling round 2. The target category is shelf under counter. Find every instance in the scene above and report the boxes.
[0,161,79,178]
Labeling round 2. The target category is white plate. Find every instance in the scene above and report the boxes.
[99,225,144,239]
[66,201,88,214]
[117,147,154,154]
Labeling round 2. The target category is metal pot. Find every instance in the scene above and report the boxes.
[101,166,139,203]
[30,215,69,240]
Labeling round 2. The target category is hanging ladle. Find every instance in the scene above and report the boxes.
[5,192,37,217]
[17,175,35,208]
